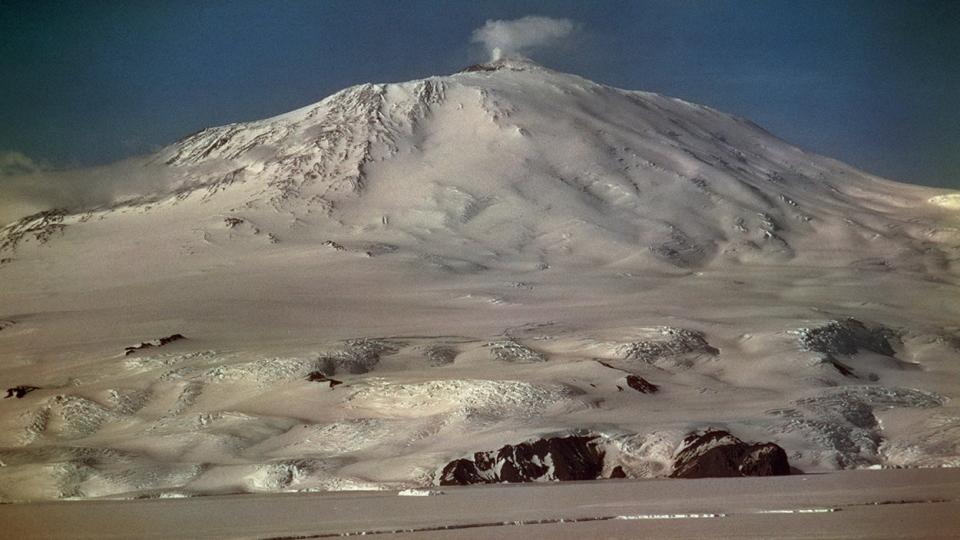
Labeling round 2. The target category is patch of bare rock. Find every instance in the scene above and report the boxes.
[124,334,186,356]
[793,318,901,378]
[795,318,897,356]
[669,430,791,478]
[622,375,659,393]
[306,371,343,388]
[4,385,40,399]
[437,430,791,486]
[437,435,607,485]
[616,328,719,368]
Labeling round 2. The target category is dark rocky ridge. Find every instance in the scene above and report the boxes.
[437,436,607,485]
[438,430,791,486]
[316,339,399,375]
[617,328,719,368]
[124,334,186,356]
[795,318,902,379]
[4,385,40,399]
[797,318,898,357]
[306,371,343,388]
[670,430,791,479]
[624,375,659,393]
[461,63,503,73]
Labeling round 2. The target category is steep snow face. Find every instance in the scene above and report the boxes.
[1,60,959,501]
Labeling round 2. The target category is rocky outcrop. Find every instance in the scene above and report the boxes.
[624,375,659,393]
[616,328,719,368]
[462,63,501,73]
[437,435,608,485]
[422,345,458,366]
[438,429,791,485]
[316,338,399,375]
[669,430,791,478]
[484,340,546,363]
[5,385,40,399]
[306,371,343,388]
[796,318,897,357]
[0,209,68,252]
[793,318,901,378]
[124,334,186,356]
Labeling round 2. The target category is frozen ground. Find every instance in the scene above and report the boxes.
[0,57,958,501]
[2,469,958,539]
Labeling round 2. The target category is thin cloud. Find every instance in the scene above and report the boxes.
[0,150,46,177]
[0,150,180,226]
[471,16,575,61]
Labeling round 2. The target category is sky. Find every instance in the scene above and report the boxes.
[1,0,958,190]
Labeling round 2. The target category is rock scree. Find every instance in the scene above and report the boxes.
[670,430,791,478]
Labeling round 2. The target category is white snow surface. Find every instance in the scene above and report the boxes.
[1,58,959,501]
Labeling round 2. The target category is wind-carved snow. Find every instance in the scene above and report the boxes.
[768,386,945,468]
[344,379,584,421]
[614,327,719,368]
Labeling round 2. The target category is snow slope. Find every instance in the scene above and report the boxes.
[1,57,958,500]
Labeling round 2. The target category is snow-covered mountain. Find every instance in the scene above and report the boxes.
[1,57,958,501]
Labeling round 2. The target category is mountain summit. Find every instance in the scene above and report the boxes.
[8,58,952,272]
[0,63,958,500]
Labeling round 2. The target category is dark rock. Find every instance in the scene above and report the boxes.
[798,318,897,357]
[437,458,485,485]
[4,385,40,399]
[158,334,185,346]
[0,208,68,251]
[223,217,245,229]
[827,357,856,377]
[624,375,659,393]
[306,371,343,388]
[462,64,500,73]
[670,430,791,479]
[618,328,719,367]
[124,334,186,356]
[316,338,399,375]
[321,240,346,251]
[437,435,606,485]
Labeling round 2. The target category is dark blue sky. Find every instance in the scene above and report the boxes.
[1,0,958,188]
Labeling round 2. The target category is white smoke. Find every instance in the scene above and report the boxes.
[471,16,575,61]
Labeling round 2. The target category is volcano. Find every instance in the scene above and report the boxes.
[0,57,958,501]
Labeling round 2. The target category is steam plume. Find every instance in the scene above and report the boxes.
[471,16,574,61]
